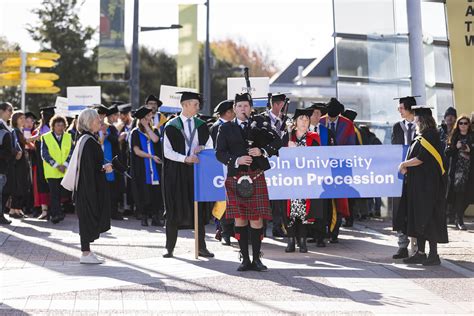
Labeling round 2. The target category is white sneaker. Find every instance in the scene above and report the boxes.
[80,252,104,264]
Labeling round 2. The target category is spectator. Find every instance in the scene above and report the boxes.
[445,115,474,230]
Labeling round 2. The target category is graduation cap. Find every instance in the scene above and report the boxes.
[107,104,119,116]
[111,100,125,106]
[271,93,289,103]
[213,100,234,115]
[326,98,344,117]
[293,108,313,120]
[92,104,109,115]
[145,94,163,107]
[117,103,132,114]
[132,106,152,119]
[176,91,202,103]
[393,96,419,110]
[25,112,38,121]
[234,92,252,104]
[306,103,327,115]
[412,105,434,117]
[343,108,358,122]
[40,105,56,114]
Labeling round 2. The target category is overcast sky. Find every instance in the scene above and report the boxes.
[0,0,335,70]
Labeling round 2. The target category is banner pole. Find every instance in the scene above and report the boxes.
[194,201,199,259]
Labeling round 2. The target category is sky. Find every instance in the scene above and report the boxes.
[0,0,335,70]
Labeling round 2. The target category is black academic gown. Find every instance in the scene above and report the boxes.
[162,117,212,229]
[394,128,448,243]
[75,132,111,243]
[130,127,162,212]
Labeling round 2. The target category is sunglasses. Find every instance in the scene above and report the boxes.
[458,122,469,126]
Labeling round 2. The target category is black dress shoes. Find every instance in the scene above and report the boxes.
[285,237,296,253]
[403,251,427,264]
[251,258,268,272]
[299,238,308,253]
[151,216,164,227]
[51,216,61,224]
[198,248,215,258]
[162,249,173,258]
[0,214,11,225]
[221,236,231,246]
[316,239,326,248]
[422,253,441,266]
[141,219,148,226]
[237,259,252,271]
[392,248,409,259]
[456,223,467,231]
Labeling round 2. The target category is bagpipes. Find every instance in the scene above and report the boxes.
[243,67,278,150]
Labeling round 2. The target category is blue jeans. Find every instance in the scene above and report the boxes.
[0,174,6,214]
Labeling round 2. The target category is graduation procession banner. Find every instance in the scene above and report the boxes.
[194,145,407,202]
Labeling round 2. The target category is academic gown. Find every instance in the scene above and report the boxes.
[130,127,162,212]
[75,132,111,243]
[394,128,448,243]
[162,117,212,229]
[4,129,31,204]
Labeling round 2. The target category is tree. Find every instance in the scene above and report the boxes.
[26,0,97,113]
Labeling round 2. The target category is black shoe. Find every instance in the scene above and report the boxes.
[456,223,467,231]
[392,248,409,259]
[272,228,286,238]
[329,237,339,244]
[423,253,441,266]
[9,213,23,219]
[198,248,215,258]
[221,236,231,246]
[285,237,295,252]
[299,238,308,253]
[51,216,61,224]
[251,258,268,272]
[162,249,173,258]
[112,213,124,221]
[141,219,148,226]
[0,215,11,225]
[151,216,163,226]
[59,213,65,221]
[316,239,326,248]
[214,230,222,241]
[403,251,427,264]
[237,258,252,271]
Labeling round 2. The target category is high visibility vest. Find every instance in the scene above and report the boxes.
[42,132,72,179]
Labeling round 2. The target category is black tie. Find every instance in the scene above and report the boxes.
[330,122,336,134]
[241,122,248,130]
[407,123,413,144]
[314,125,318,133]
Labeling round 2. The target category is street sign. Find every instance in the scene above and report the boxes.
[27,52,61,60]
[1,58,56,68]
[0,51,20,59]
[26,86,60,94]
[0,72,59,81]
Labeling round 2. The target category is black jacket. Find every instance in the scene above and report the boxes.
[0,122,13,175]
[216,116,282,177]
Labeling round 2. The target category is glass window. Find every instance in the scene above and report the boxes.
[421,2,448,40]
[426,87,454,124]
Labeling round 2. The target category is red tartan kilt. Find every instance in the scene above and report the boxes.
[225,170,272,220]
[336,198,350,217]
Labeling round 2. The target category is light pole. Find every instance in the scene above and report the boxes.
[203,0,211,115]
[129,0,182,109]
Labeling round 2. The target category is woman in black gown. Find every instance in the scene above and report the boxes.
[395,105,448,266]
[74,109,112,264]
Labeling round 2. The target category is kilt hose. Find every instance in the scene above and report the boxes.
[225,169,272,221]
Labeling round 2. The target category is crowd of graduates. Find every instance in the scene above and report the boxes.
[0,93,472,268]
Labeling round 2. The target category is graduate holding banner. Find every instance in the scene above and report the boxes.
[162,91,214,258]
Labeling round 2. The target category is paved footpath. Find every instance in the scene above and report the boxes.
[0,214,472,315]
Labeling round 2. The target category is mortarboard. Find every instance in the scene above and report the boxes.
[270,93,288,103]
[343,108,358,122]
[117,103,132,114]
[306,103,328,115]
[145,94,163,107]
[326,98,344,117]
[393,96,419,110]
[25,112,38,120]
[293,108,313,120]
[92,104,109,115]
[107,104,119,116]
[412,105,434,117]
[40,105,56,114]
[132,106,152,119]
[176,91,202,103]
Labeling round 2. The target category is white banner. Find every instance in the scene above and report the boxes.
[159,85,197,113]
[227,77,269,100]
[54,96,69,117]
[66,86,101,115]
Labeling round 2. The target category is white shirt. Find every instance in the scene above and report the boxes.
[268,110,282,130]
[164,114,213,163]
[310,123,321,133]
[403,119,416,145]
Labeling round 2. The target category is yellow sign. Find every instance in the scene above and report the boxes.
[0,72,59,81]
[177,4,199,90]
[0,79,20,86]
[0,51,20,59]
[1,58,56,68]
[27,52,61,60]
[0,78,55,88]
[445,0,474,116]
[26,86,60,94]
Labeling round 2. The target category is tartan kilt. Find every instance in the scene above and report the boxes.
[225,169,272,220]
